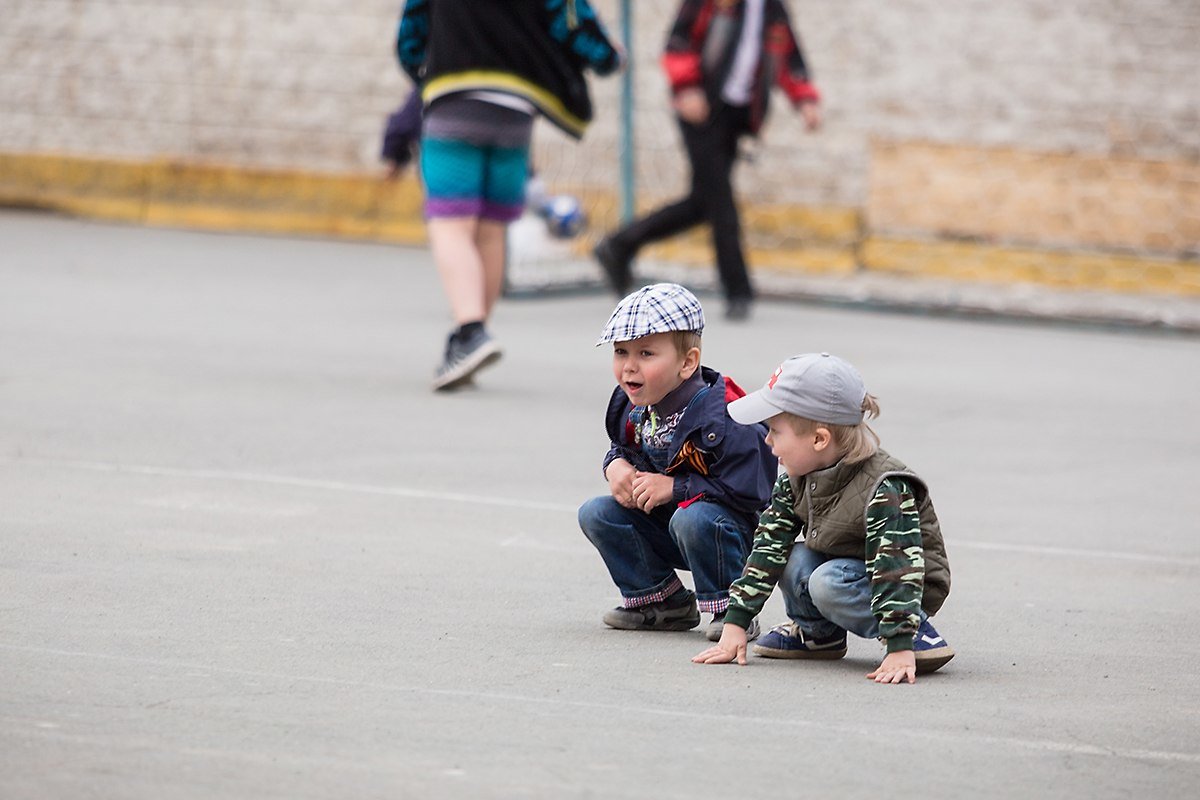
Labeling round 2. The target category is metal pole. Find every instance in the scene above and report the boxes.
[620,0,635,223]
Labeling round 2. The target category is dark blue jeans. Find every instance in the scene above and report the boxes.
[578,496,754,614]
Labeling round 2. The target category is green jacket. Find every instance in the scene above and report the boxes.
[794,449,950,614]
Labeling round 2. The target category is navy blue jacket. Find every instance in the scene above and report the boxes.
[603,366,778,528]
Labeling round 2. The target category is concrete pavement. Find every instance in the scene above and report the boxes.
[2,209,1198,799]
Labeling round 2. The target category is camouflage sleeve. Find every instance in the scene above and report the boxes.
[723,473,801,630]
[866,477,925,653]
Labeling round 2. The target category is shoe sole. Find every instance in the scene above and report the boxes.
[751,644,847,660]
[602,613,701,631]
[915,647,956,675]
[432,342,502,391]
[604,619,701,631]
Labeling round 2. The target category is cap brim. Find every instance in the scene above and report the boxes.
[728,391,785,425]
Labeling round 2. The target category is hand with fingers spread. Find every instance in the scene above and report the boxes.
[631,471,675,513]
[604,458,637,508]
[692,623,749,666]
[866,650,916,685]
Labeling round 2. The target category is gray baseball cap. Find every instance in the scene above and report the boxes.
[596,283,705,345]
[728,352,867,426]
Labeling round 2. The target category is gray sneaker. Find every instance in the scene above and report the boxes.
[432,327,502,391]
[705,613,760,642]
[602,590,701,631]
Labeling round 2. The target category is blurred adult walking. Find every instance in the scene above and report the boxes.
[594,0,821,321]
[397,0,622,391]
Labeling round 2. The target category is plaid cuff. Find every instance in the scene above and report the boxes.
[698,596,729,615]
[622,576,685,608]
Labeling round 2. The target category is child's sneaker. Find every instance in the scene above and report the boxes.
[752,622,847,659]
[432,327,502,391]
[913,618,955,674]
[602,589,700,631]
[705,613,760,642]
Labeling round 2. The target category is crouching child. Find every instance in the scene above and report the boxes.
[579,284,777,641]
[692,352,955,683]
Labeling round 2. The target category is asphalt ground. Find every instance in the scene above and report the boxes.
[2,209,1199,799]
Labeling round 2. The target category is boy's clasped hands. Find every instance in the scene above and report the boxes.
[605,457,674,513]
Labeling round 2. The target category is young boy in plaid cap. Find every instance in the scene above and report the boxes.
[692,352,955,683]
[578,284,777,640]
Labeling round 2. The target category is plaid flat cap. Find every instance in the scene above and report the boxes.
[596,283,705,345]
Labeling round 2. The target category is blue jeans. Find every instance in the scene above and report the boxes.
[781,544,925,640]
[578,496,754,614]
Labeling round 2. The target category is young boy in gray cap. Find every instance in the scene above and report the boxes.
[578,284,777,640]
[692,352,955,683]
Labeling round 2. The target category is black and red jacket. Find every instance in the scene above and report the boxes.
[662,0,819,134]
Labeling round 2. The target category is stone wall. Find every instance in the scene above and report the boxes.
[1,0,406,169]
[2,0,1197,259]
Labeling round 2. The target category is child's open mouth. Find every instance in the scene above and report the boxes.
[625,381,643,393]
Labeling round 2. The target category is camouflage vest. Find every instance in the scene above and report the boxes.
[791,448,951,614]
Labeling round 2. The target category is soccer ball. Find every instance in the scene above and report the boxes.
[541,194,588,239]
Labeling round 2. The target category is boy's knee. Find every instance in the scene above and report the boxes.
[667,502,724,547]
[578,495,611,527]
[808,561,857,608]
[578,495,627,540]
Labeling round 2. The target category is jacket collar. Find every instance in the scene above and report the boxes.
[790,456,861,502]
[606,366,729,451]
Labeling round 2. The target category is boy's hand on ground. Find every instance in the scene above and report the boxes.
[799,101,822,132]
[605,459,637,508]
[673,88,709,125]
[692,624,749,666]
[866,650,916,685]
[631,471,674,513]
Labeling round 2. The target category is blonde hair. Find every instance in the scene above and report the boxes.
[669,330,702,357]
[785,393,881,465]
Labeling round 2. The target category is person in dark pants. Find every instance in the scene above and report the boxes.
[594,0,822,321]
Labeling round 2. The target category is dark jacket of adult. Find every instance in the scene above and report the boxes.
[662,0,819,135]
[397,0,620,139]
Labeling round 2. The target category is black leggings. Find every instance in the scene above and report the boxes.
[611,103,752,301]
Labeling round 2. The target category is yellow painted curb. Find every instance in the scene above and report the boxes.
[3,151,1196,297]
[862,237,1200,297]
[0,151,430,246]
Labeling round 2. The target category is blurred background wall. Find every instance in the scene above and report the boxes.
[2,0,1197,288]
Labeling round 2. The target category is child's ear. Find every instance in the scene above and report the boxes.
[680,346,701,378]
[813,426,833,452]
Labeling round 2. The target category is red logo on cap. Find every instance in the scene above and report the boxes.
[767,365,783,389]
